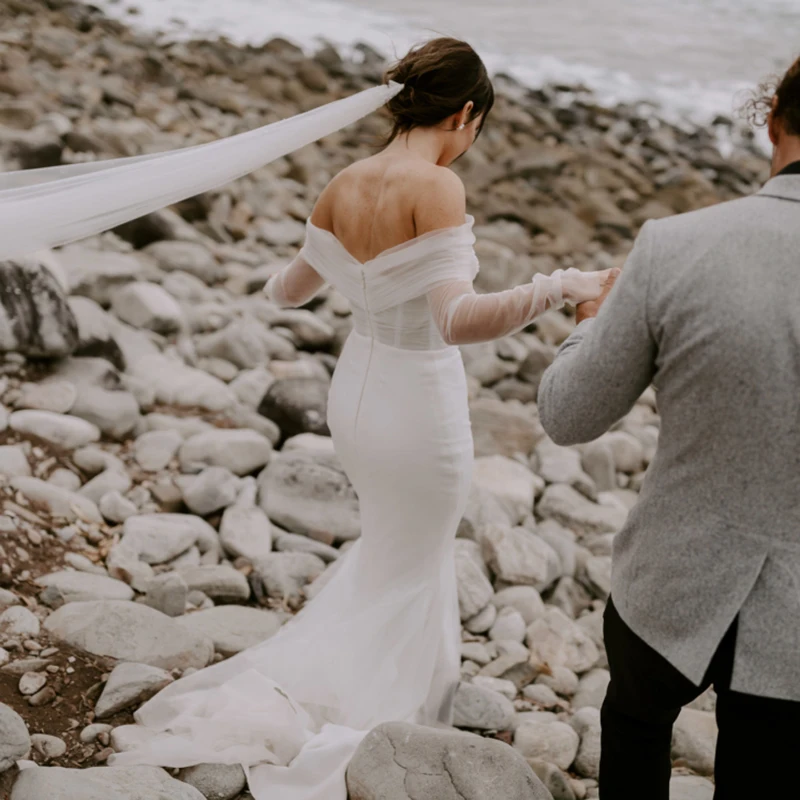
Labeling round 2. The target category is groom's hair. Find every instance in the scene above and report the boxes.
[383,37,495,144]
[745,54,800,136]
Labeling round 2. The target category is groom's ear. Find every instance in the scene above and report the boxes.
[768,96,781,146]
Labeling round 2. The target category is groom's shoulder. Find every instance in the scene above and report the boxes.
[644,192,760,242]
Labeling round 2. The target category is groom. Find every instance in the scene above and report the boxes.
[537,56,800,800]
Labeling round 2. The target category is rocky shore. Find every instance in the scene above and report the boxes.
[0,1,770,799]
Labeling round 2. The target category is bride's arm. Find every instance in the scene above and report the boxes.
[427,269,610,346]
[263,252,326,308]
[415,169,610,344]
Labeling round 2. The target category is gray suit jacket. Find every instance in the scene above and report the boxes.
[538,174,800,701]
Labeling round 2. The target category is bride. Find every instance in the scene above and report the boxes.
[108,37,613,800]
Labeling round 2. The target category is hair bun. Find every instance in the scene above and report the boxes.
[380,37,495,145]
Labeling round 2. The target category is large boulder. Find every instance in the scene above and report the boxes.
[0,257,78,357]
[346,721,551,800]
[43,600,214,671]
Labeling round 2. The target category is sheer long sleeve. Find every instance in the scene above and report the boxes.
[263,251,327,308]
[427,268,607,346]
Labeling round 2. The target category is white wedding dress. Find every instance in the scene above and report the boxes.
[109,216,604,799]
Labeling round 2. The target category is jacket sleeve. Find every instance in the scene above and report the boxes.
[537,222,657,445]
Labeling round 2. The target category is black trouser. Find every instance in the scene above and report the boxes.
[600,597,800,800]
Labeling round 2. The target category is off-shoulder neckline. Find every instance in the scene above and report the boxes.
[306,215,475,267]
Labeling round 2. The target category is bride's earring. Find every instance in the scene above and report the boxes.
[457,123,465,131]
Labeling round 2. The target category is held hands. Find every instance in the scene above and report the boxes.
[576,268,620,324]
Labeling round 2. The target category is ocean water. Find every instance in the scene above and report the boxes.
[94,0,799,130]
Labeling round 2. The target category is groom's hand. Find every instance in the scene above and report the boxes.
[576,269,620,324]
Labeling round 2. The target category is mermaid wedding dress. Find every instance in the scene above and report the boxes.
[109,216,604,799]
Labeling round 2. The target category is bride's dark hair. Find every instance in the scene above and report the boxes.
[383,37,495,144]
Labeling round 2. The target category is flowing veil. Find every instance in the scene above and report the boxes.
[0,81,403,260]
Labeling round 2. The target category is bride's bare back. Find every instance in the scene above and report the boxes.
[310,151,465,265]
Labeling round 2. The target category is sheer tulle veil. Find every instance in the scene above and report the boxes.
[0,81,403,260]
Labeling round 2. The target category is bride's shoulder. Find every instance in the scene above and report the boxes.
[413,167,467,233]
[426,167,465,205]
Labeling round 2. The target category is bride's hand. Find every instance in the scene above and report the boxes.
[576,268,620,323]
